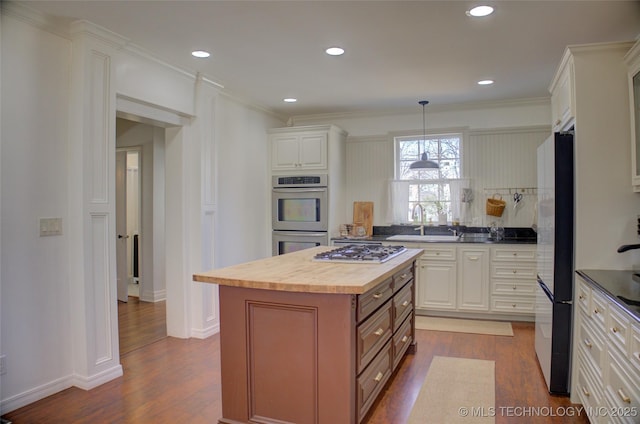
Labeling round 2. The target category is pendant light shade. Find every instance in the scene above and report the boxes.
[409,100,439,169]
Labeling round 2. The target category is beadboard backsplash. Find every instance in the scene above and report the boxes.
[345,126,549,229]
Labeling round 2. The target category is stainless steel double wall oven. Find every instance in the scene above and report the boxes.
[272,175,328,255]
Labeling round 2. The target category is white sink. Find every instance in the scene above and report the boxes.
[386,234,460,242]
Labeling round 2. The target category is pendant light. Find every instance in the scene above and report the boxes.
[409,100,439,169]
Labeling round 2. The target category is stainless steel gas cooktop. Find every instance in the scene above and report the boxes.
[313,244,407,263]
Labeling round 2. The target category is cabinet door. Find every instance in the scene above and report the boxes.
[457,248,489,312]
[271,134,301,170]
[551,58,575,131]
[416,260,456,310]
[298,133,327,169]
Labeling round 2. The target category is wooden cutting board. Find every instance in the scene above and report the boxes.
[353,201,374,236]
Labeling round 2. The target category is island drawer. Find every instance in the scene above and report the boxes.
[357,277,393,322]
[393,265,413,291]
[392,315,413,369]
[357,301,393,373]
[393,281,413,331]
[357,340,392,422]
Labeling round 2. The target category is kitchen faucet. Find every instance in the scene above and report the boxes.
[412,204,425,235]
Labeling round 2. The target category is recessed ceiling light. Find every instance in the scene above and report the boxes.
[283,98,297,103]
[477,79,494,85]
[467,5,494,17]
[325,47,345,56]
[191,50,211,58]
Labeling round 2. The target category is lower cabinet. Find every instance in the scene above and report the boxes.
[574,276,640,424]
[355,263,416,422]
[414,243,535,319]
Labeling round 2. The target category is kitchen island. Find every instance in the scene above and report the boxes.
[193,246,423,424]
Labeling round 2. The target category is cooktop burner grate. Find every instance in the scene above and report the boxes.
[313,244,407,263]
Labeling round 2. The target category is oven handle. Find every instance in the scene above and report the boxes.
[273,231,328,237]
[273,188,327,193]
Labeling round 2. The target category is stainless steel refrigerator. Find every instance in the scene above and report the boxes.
[535,131,574,395]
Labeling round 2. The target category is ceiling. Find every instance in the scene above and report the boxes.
[17,0,640,118]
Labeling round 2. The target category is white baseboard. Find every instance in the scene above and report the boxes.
[0,375,74,414]
[71,364,123,390]
[140,289,166,303]
[191,322,220,339]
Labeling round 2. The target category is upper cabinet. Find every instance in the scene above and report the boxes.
[269,125,347,172]
[549,52,575,132]
[625,40,640,192]
[271,131,328,170]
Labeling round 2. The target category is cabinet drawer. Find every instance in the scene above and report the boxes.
[393,265,413,291]
[490,263,537,280]
[491,247,536,262]
[604,351,640,422]
[392,315,413,369]
[491,296,535,314]
[357,277,393,322]
[492,281,536,296]
[357,340,392,422]
[420,246,456,261]
[576,279,592,315]
[608,304,631,356]
[576,349,604,414]
[393,282,413,331]
[578,313,605,377]
[590,289,607,333]
[631,324,640,376]
[357,301,392,373]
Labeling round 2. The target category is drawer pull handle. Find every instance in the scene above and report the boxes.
[513,253,517,256]
[594,308,601,315]
[373,293,383,299]
[374,328,384,336]
[512,286,517,290]
[617,388,631,404]
[435,252,440,256]
[579,294,585,300]
[401,273,408,279]
[401,300,410,307]
[581,386,590,397]
[468,256,479,261]
[512,304,517,308]
[611,326,619,334]
[401,335,408,343]
[374,371,384,382]
[636,352,640,361]
[583,339,592,349]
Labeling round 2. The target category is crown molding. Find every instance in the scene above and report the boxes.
[289,97,550,125]
[2,1,70,38]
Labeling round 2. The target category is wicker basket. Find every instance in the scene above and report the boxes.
[486,194,506,217]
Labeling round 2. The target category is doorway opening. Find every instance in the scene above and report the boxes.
[116,117,167,355]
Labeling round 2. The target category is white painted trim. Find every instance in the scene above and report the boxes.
[190,323,220,339]
[71,365,123,390]
[0,375,74,414]
[140,289,167,303]
[116,95,192,127]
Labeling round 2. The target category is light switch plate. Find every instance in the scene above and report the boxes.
[39,217,63,236]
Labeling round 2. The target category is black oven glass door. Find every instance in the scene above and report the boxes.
[272,188,328,232]
[272,231,328,256]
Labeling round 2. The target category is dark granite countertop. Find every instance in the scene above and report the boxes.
[576,269,640,322]
[332,226,537,245]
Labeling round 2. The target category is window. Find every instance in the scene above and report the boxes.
[395,133,461,223]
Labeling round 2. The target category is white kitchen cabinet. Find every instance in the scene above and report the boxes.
[269,125,347,172]
[271,132,327,170]
[457,247,489,312]
[574,275,640,423]
[624,40,640,191]
[416,245,457,311]
[489,245,537,317]
[549,53,575,132]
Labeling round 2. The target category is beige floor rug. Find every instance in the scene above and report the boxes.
[415,316,513,336]
[408,356,496,424]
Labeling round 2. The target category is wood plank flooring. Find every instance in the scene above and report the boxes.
[118,297,167,355]
[2,311,589,424]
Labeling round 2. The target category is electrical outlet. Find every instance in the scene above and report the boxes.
[0,354,6,375]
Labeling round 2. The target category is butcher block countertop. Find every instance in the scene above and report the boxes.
[193,246,423,295]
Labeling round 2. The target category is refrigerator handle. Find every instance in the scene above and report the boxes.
[537,274,554,302]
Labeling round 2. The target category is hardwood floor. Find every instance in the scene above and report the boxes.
[118,297,167,355]
[2,318,589,424]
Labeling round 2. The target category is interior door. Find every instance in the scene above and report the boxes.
[116,150,129,303]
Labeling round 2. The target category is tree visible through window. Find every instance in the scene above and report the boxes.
[395,134,461,223]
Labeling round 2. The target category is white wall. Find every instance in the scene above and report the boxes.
[0,5,284,413]
[1,11,73,409]
[296,101,551,228]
